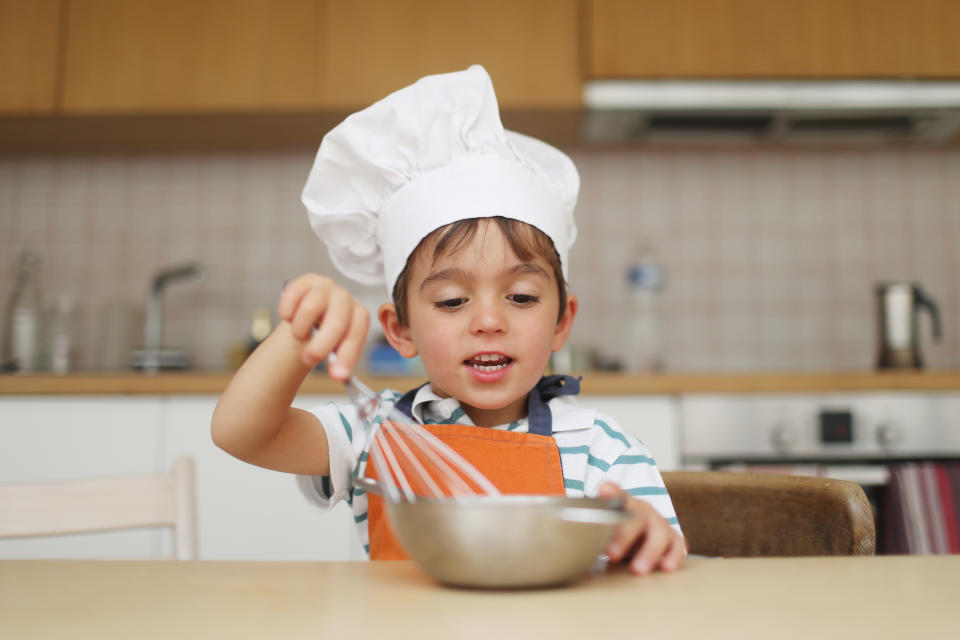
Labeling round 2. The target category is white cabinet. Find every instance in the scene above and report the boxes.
[161,394,365,562]
[0,396,164,559]
[0,394,365,562]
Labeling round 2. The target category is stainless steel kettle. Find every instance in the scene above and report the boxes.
[875,282,942,369]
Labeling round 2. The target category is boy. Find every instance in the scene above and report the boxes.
[212,66,685,575]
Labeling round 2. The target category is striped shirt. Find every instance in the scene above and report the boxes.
[297,384,682,557]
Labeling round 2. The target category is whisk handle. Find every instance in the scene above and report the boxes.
[352,476,385,497]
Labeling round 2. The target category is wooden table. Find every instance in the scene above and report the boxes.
[1,556,957,639]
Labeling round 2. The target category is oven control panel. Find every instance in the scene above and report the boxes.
[680,392,960,463]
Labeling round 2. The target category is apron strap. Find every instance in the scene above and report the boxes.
[391,374,582,436]
[526,374,581,436]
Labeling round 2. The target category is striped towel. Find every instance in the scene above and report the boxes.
[881,462,960,555]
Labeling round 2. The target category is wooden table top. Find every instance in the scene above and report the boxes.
[1,556,957,639]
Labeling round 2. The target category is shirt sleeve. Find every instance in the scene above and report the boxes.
[296,400,369,510]
[579,412,682,536]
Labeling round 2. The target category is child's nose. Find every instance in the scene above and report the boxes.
[469,297,506,335]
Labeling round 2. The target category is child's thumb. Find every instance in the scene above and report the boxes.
[595,481,625,499]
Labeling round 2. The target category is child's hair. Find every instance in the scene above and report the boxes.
[392,216,567,326]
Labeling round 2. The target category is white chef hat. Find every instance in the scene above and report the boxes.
[301,64,579,297]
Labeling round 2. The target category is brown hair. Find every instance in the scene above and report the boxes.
[392,217,567,326]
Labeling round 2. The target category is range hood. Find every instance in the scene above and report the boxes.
[582,81,960,145]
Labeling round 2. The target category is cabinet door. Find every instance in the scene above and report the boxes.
[61,0,322,112]
[587,0,960,78]
[320,0,581,109]
[0,396,165,559]
[162,395,365,561]
[0,0,60,113]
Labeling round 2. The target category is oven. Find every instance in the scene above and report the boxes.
[678,392,960,554]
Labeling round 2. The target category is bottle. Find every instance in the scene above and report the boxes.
[247,307,273,355]
[622,243,665,372]
[2,248,45,373]
[48,294,77,375]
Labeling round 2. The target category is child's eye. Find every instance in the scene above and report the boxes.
[435,298,467,310]
[508,294,539,306]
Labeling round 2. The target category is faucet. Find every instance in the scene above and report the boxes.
[133,262,205,372]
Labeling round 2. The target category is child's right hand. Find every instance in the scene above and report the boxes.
[277,273,370,379]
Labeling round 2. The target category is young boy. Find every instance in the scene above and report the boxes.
[212,65,685,575]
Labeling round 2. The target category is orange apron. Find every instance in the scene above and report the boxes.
[363,376,579,560]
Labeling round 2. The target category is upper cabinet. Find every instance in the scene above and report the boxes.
[58,0,580,115]
[0,0,62,114]
[586,0,960,79]
[318,0,581,110]
[61,0,323,112]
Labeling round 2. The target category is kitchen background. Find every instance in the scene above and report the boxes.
[2,146,958,372]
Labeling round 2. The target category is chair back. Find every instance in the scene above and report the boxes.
[0,456,197,560]
[662,471,875,557]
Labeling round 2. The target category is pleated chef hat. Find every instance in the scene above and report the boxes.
[301,65,579,297]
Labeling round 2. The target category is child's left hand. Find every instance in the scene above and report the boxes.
[596,481,687,575]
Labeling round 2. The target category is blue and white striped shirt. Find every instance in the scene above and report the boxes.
[297,384,682,556]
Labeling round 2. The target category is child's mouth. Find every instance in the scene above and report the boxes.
[465,353,513,373]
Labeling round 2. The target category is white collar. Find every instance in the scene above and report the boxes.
[405,383,596,433]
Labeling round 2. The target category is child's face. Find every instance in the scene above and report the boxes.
[383,220,576,427]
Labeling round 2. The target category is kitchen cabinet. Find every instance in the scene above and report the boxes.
[587,0,960,79]
[319,0,581,110]
[0,394,365,561]
[61,0,323,112]
[0,397,165,558]
[59,0,581,115]
[0,0,61,114]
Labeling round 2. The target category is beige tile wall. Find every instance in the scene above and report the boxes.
[1,148,958,372]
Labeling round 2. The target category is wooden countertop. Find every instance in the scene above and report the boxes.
[1,557,956,639]
[2,369,960,395]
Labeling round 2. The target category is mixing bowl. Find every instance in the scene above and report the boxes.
[355,479,628,588]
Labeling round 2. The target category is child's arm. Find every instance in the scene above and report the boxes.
[211,274,370,475]
[597,482,687,575]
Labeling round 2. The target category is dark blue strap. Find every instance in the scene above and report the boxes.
[526,374,581,436]
[391,375,582,437]
[393,383,426,420]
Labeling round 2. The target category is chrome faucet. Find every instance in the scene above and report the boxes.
[132,262,205,372]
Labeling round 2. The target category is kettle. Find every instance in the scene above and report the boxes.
[875,282,942,369]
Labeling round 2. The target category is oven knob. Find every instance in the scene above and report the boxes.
[876,423,901,449]
[770,423,794,452]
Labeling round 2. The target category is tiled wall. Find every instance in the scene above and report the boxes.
[2,147,958,372]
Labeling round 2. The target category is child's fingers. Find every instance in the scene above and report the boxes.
[303,288,354,365]
[326,304,370,380]
[628,522,673,575]
[657,533,687,573]
[596,483,640,562]
[291,287,331,342]
[277,274,316,323]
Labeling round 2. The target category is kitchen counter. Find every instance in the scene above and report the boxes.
[1,556,956,639]
[2,369,960,395]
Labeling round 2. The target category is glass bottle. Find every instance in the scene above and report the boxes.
[622,242,666,372]
[3,247,45,372]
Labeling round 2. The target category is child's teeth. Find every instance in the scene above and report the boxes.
[472,361,506,372]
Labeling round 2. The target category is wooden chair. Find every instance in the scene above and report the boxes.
[661,471,876,557]
[0,457,197,560]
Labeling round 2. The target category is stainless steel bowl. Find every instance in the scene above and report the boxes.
[356,479,627,588]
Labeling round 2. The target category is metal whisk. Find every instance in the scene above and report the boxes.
[331,354,500,503]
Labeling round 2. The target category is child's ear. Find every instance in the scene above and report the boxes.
[551,294,578,352]
[378,303,418,358]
